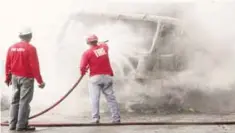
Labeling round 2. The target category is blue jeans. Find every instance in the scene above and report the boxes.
[88,75,120,122]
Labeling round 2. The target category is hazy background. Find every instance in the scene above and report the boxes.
[1,0,235,118]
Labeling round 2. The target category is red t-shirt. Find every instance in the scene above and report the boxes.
[5,41,43,84]
[80,43,114,77]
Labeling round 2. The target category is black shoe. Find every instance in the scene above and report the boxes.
[9,127,16,130]
[16,126,36,131]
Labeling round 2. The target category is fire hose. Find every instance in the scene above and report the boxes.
[1,75,235,127]
[1,75,84,127]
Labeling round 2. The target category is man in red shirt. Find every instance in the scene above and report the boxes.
[80,34,121,123]
[5,27,45,131]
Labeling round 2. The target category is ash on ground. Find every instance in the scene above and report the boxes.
[113,79,235,115]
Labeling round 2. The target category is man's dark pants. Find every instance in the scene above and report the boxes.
[9,75,34,129]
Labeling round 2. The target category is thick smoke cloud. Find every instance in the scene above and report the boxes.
[1,0,235,116]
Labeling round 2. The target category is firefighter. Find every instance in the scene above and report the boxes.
[5,27,45,131]
[80,34,121,123]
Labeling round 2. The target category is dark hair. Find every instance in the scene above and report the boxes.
[19,33,32,41]
[88,40,98,45]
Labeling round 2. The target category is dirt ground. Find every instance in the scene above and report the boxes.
[1,110,235,133]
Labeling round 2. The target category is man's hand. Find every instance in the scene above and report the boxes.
[5,74,12,87]
[4,80,12,87]
[38,82,46,89]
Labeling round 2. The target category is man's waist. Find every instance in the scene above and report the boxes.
[11,71,34,78]
[89,71,113,77]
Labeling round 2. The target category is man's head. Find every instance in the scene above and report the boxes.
[19,27,32,42]
[86,34,98,46]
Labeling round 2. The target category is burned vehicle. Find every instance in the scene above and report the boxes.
[55,11,192,114]
[59,11,188,81]
[54,7,235,114]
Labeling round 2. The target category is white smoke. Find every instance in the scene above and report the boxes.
[174,1,235,91]
[1,0,235,117]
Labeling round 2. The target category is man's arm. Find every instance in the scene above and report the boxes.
[80,52,89,76]
[99,43,109,51]
[29,47,43,84]
[5,48,12,85]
